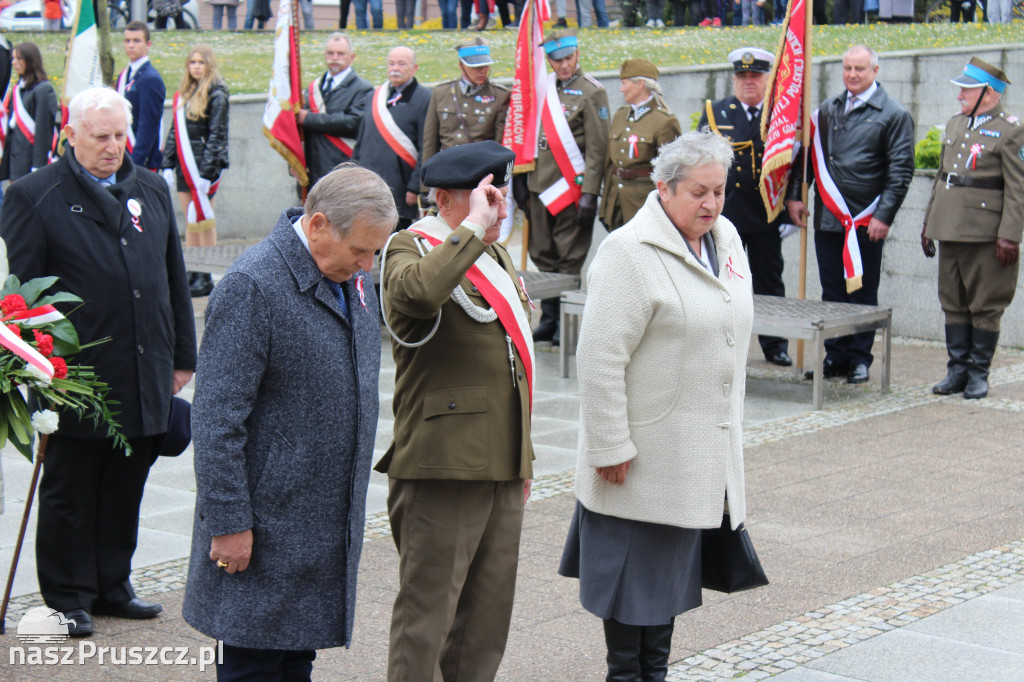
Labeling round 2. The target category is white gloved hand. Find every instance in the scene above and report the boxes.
[779,223,800,240]
[161,168,175,190]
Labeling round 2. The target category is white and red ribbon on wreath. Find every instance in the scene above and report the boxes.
[809,109,880,294]
[173,92,221,225]
[627,134,638,160]
[0,304,67,383]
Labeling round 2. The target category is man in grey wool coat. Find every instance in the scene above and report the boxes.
[182,165,397,680]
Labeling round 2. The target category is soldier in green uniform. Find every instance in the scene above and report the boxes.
[527,28,610,344]
[421,38,511,164]
[922,57,1024,400]
[600,59,681,233]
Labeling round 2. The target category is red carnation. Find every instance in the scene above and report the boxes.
[33,329,54,356]
[6,324,21,337]
[1,294,27,316]
[50,356,68,379]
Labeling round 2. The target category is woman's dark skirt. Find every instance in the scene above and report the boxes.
[558,500,702,626]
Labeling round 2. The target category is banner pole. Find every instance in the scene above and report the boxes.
[796,0,813,370]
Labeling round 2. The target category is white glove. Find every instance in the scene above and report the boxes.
[779,223,800,240]
[161,169,175,191]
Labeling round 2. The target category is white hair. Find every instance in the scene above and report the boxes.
[845,44,879,69]
[325,32,351,51]
[632,76,662,96]
[652,129,734,192]
[67,87,133,130]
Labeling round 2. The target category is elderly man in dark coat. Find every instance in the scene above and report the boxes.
[1,87,196,638]
[182,165,397,680]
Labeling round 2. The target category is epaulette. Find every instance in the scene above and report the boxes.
[491,81,511,92]
[584,74,605,89]
[1003,112,1020,126]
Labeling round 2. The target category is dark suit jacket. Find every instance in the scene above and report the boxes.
[0,149,196,438]
[303,69,373,187]
[122,60,167,170]
[351,79,431,221]
[183,210,381,650]
[700,95,784,235]
[0,80,59,182]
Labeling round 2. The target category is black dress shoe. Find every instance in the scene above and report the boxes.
[189,272,214,298]
[64,608,94,637]
[768,351,792,367]
[804,359,848,380]
[92,598,163,620]
[847,363,870,384]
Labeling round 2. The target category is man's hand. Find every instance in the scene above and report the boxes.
[524,479,532,504]
[866,217,889,242]
[296,109,308,125]
[172,369,194,395]
[210,529,253,574]
[921,225,935,258]
[996,238,1020,268]
[596,461,631,485]
[405,191,418,207]
[786,199,807,228]
[577,193,598,231]
[465,173,508,245]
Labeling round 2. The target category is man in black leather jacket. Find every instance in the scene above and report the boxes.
[787,44,914,385]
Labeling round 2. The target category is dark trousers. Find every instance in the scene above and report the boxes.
[527,193,593,276]
[814,227,884,367]
[338,0,351,26]
[739,230,788,359]
[395,0,415,26]
[950,0,975,20]
[832,0,862,22]
[217,645,316,682]
[35,435,159,612]
[813,0,828,22]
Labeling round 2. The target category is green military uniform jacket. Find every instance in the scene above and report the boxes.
[925,103,1024,244]
[375,219,534,481]
[422,79,511,164]
[600,98,680,231]
[527,67,610,199]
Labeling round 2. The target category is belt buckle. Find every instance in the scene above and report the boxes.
[945,171,957,189]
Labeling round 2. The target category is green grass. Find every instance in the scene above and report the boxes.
[20,22,1023,96]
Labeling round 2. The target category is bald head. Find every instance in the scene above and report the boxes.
[387,46,417,89]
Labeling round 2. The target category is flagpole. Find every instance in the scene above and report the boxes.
[796,0,813,369]
[290,0,308,201]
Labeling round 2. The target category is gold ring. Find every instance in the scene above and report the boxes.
[217,560,228,568]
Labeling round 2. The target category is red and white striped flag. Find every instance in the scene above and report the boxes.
[759,0,807,222]
[262,0,308,186]
[502,0,549,172]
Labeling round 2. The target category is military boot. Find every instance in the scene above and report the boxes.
[963,327,999,400]
[932,323,971,395]
[533,298,559,342]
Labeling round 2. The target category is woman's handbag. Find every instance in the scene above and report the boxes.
[701,514,769,593]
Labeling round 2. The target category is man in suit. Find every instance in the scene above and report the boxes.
[700,47,792,367]
[922,58,1024,400]
[351,46,431,231]
[297,33,373,189]
[118,22,165,171]
[182,165,395,678]
[787,45,914,384]
[527,28,609,345]
[377,141,534,681]
[1,87,196,637]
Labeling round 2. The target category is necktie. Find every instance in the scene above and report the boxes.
[326,280,350,319]
[126,68,133,86]
[845,95,858,114]
[748,106,759,122]
[322,76,332,96]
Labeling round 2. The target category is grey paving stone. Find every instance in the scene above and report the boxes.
[772,669,860,681]
[904,593,1024,655]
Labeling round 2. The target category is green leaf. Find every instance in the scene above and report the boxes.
[44,318,82,355]
[34,292,83,307]
[0,407,8,450]
[0,274,22,298]
[11,433,33,461]
[17,277,60,307]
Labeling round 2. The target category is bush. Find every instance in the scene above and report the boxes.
[915,126,943,169]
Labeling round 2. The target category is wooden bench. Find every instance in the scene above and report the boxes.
[559,291,892,411]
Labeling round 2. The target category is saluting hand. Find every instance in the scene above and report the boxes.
[466,173,508,245]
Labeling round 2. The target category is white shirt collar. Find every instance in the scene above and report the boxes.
[847,81,877,107]
[326,66,352,89]
[292,215,312,255]
[128,56,149,73]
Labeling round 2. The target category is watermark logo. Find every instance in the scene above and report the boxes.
[16,607,74,644]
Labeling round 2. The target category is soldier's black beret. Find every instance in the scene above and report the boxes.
[421,140,516,190]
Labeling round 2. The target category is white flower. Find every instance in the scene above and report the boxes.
[24,363,52,386]
[31,410,60,434]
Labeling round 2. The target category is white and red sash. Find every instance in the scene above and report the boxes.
[371,83,417,169]
[0,91,10,160]
[12,83,57,163]
[116,66,137,153]
[308,77,356,158]
[409,217,535,408]
[809,109,880,294]
[538,74,585,214]
[173,91,221,224]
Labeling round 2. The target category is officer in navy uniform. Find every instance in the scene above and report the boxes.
[922,57,1024,400]
[699,47,791,367]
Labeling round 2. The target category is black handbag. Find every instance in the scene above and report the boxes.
[701,514,769,593]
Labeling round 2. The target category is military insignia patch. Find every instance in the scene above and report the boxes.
[564,89,583,96]
[475,95,495,103]
[979,129,1001,138]
[599,106,609,120]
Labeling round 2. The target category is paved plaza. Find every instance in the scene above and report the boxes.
[2,265,1024,679]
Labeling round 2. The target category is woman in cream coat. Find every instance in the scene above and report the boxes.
[559,131,753,681]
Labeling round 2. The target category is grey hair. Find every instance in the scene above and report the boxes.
[389,45,417,65]
[651,129,734,192]
[845,44,878,69]
[305,163,398,237]
[632,76,662,96]
[67,87,133,130]
[325,32,352,51]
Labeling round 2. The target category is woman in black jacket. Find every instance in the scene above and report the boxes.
[162,44,229,297]
[0,42,59,183]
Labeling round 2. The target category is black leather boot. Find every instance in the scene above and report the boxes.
[964,328,999,399]
[639,619,674,681]
[933,323,971,395]
[533,298,559,342]
[603,618,642,682]
[190,272,214,298]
